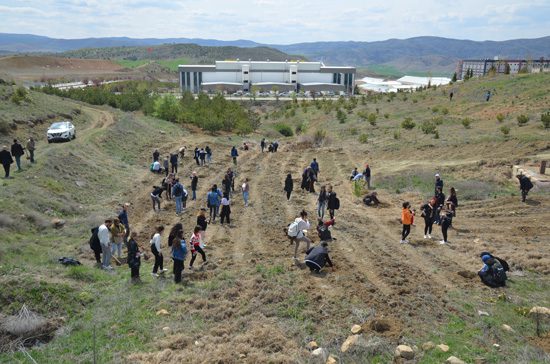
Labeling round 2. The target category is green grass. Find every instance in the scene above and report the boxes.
[114,59,150,69]
[157,58,192,71]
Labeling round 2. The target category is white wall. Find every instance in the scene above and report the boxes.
[297,72,332,83]
[202,72,240,83]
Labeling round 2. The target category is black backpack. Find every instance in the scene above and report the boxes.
[89,227,101,250]
[317,225,332,241]
[333,197,340,210]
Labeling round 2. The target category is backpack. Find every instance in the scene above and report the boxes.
[173,183,183,197]
[333,197,340,210]
[287,221,300,237]
[523,177,534,191]
[89,227,101,250]
[318,225,332,241]
[493,264,507,284]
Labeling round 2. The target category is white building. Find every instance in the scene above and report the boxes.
[179,60,356,94]
[358,75,450,93]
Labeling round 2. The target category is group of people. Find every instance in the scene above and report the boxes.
[350,163,371,189]
[193,146,213,166]
[260,138,280,153]
[150,149,180,175]
[0,138,36,178]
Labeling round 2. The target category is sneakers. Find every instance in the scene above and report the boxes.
[427,234,432,239]
[439,240,447,245]
[400,240,406,244]
[160,268,168,273]
[424,235,428,239]
[151,272,159,277]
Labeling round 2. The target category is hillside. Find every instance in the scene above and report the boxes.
[0,74,549,363]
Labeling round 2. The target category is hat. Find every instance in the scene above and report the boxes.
[435,173,440,177]
[481,254,492,263]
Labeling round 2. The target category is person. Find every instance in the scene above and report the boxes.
[289,210,312,260]
[433,187,446,225]
[304,242,334,274]
[317,218,335,242]
[231,146,239,165]
[207,185,221,223]
[449,91,454,101]
[434,173,444,195]
[284,173,293,200]
[352,172,364,181]
[89,226,102,266]
[167,223,183,247]
[220,193,231,225]
[364,164,371,189]
[260,138,266,152]
[98,219,113,270]
[150,225,167,277]
[478,254,507,288]
[222,174,232,197]
[171,230,187,283]
[363,192,380,206]
[439,204,454,245]
[485,90,491,102]
[300,168,309,191]
[11,139,25,171]
[170,153,178,174]
[110,218,126,260]
[197,209,208,245]
[151,160,161,174]
[317,185,328,219]
[0,146,13,179]
[446,187,458,225]
[420,199,435,239]
[199,148,206,166]
[349,167,359,181]
[127,231,141,283]
[151,185,165,212]
[178,146,186,159]
[194,147,200,166]
[327,186,339,219]
[152,149,160,162]
[307,167,317,193]
[190,171,198,201]
[273,141,279,152]
[26,137,35,163]
[162,156,169,177]
[162,174,174,200]
[205,146,212,164]
[227,168,236,192]
[243,142,249,151]
[517,174,534,203]
[241,178,250,207]
[400,202,414,244]
[268,143,274,153]
[118,203,131,245]
[172,178,185,215]
[189,225,207,269]
[310,158,320,178]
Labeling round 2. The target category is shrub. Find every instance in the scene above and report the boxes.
[367,113,377,125]
[350,128,358,135]
[432,116,444,125]
[412,99,418,103]
[295,122,306,134]
[541,112,550,129]
[441,107,449,115]
[358,133,368,144]
[357,110,368,121]
[496,113,505,123]
[462,118,472,129]
[401,117,416,130]
[393,129,400,139]
[11,87,29,105]
[500,125,510,136]
[384,113,389,119]
[517,114,529,126]
[421,120,437,135]
[153,95,181,122]
[336,108,347,123]
[274,123,293,137]
[313,130,327,146]
[431,106,439,113]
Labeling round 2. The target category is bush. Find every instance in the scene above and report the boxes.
[313,130,327,146]
[431,106,439,113]
[367,113,377,125]
[274,123,293,137]
[441,107,449,115]
[393,129,400,139]
[541,112,550,129]
[421,120,437,135]
[11,87,29,105]
[384,113,389,119]
[517,114,530,126]
[295,122,306,134]
[336,109,347,123]
[500,125,510,136]
[350,128,358,135]
[401,117,416,130]
[358,133,368,144]
[496,113,505,123]
[462,118,472,129]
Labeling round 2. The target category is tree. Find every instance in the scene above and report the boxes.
[504,62,511,74]
[451,72,457,82]
[153,95,181,122]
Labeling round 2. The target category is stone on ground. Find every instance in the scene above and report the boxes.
[311,347,328,360]
[437,343,450,352]
[394,344,415,360]
[421,341,435,351]
[351,324,363,334]
[529,306,550,316]
[307,341,319,350]
[340,334,367,353]
[156,309,169,316]
[501,324,514,332]
[446,356,466,364]
[477,310,489,316]
[326,355,337,364]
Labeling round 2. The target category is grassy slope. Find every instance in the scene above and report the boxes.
[0,74,549,363]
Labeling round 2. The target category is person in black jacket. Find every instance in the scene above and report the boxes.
[304,242,334,274]
[89,226,102,265]
[197,208,208,245]
[327,186,339,219]
[190,171,198,201]
[284,173,293,200]
[478,254,507,288]
[153,149,160,162]
[170,153,178,173]
[151,185,165,212]
[517,174,534,202]
[439,204,453,245]
[364,164,371,189]
[434,173,444,195]
[127,231,141,283]
[433,186,446,225]
[0,146,14,179]
[420,199,436,239]
[11,139,25,171]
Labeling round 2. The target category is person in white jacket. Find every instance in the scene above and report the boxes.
[150,226,168,277]
[98,219,113,270]
[293,210,311,259]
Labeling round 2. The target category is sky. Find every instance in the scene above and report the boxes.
[1,0,549,44]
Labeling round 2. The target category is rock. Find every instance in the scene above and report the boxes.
[160,130,166,135]
[306,341,318,350]
[502,324,514,332]
[341,335,358,353]
[493,343,500,350]
[156,309,169,316]
[239,354,246,359]
[446,356,466,364]
[421,341,435,351]
[27,121,35,128]
[311,347,328,359]
[75,180,86,187]
[52,218,66,228]
[162,326,171,335]
[457,270,477,279]
[326,355,337,364]
[351,324,363,334]
[194,340,203,347]
[437,344,450,352]
[478,310,490,316]
[474,358,487,364]
[394,344,414,360]
[529,306,550,316]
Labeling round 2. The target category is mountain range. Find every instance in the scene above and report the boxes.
[1,33,549,76]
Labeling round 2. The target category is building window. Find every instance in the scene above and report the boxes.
[244,71,249,74]
[291,80,296,83]
[243,80,249,83]
[292,71,297,75]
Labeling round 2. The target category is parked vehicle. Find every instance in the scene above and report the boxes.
[47,121,76,143]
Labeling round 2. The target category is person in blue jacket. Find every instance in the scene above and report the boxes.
[231,146,239,165]
[207,185,221,223]
[310,158,320,178]
[171,230,187,283]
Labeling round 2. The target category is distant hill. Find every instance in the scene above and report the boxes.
[1,33,549,76]
[59,43,304,65]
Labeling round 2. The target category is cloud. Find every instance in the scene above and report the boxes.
[0,5,46,15]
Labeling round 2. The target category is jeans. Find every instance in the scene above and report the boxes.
[294,236,311,258]
[317,201,326,219]
[207,154,212,163]
[175,195,183,214]
[171,163,177,173]
[441,220,451,242]
[101,244,112,268]
[209,205,219,221]
[151,196,161,211]
[14,155,21,170]
[111,242,123,258]
[192,189,197,200]
[29,149,35,163]
[242,191,249,206]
